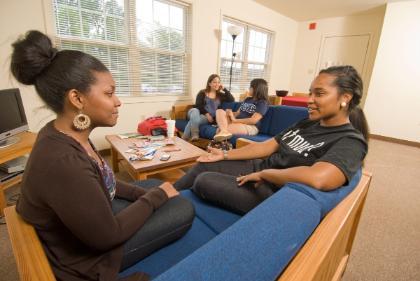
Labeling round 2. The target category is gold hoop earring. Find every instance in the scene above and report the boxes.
[73,112,91,130]
[340,102,347,109]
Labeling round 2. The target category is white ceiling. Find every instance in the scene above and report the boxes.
[253,0,409,21]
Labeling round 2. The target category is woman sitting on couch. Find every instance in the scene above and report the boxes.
[10,30,193,281]
[174,65,369,215]
[182,74,234,141]
[213,78,269,142]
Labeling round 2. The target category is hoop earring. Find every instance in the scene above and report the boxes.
[73,112,91,131]
[340,102,347,109]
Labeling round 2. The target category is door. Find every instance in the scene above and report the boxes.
[317,34,371,77]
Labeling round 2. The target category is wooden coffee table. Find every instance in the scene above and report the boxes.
[105,135,206,183]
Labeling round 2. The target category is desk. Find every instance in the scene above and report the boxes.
[0,132,36,216]
[106,135,205,183]
[281,96,309,107]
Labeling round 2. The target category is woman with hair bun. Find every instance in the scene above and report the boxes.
[174,65,369,215]
[11,30,193,281]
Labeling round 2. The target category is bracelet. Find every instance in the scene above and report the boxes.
[223,150,228,160]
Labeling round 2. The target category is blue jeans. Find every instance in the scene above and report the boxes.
[112,179,194,270]
[183,108,209,139]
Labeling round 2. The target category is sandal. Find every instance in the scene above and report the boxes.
[213,132,232,142]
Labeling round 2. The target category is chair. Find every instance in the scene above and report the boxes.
[4,205,56,281]
[268,95,282,105]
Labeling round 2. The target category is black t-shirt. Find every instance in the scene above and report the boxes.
[259,119,368,182]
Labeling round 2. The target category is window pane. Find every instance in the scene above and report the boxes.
[139,51,185,94]
[60,41,130,95]
[56,0,78,7]
[170,5,183,31]
[155,26,170,49]
[81,11,105,40]
[55,4,82,37]
[247,63,265,81]
[139,51,157,93]
[55,0,125,42]
[221,21,244,58]
[136,0,186,52]
[105,0,124,16]
[136,0,153,22]
[220,59,242,92]
[219,19,272,93]
[54,0,190,96]
[154,1,169,27]
[170,29,184,51]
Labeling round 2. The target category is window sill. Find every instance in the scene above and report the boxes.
[118,95,192,104]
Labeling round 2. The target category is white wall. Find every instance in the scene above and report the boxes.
[364,1,420,142]
[289,9,385,106]
[0,0,298,149]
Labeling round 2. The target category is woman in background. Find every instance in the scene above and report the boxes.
[175,66,368,215]
[11,30,193,281]
[213,78,269,142]
[182,74,234,141]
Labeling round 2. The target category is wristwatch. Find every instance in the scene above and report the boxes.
[223,150,228,160]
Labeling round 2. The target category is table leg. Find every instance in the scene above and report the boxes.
[0,187,6,216]
[136,173,147,181]
[110,147,119,173]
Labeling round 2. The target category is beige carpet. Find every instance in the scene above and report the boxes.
[1,139,419,280]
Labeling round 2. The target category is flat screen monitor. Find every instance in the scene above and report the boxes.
[0,88,29,148]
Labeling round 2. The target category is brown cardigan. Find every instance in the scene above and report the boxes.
[16,121,168,281]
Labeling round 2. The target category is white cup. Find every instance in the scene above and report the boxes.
[165,119,176,138]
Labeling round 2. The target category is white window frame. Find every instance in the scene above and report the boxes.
[51,0,191,97]
[219,17,273,93]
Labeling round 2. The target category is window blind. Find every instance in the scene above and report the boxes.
[219,17,273,93]
[52,0,191,96]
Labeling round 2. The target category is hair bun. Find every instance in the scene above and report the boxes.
[11,30,58,85]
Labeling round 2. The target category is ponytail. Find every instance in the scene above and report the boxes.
[349,106,369,141]
[320,65,369,141]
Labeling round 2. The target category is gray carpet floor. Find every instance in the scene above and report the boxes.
[1,138,419,280]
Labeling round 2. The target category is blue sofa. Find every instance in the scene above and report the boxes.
[120,170,364,280]
[174,103,309,146]
[5,169,371,281]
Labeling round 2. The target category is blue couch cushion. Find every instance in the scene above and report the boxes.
[257,106,274,134]
[267,105,308,136]
[153,187,322,281]
[175,119,188,133]
[181,190,241,233]
[285,168,362,217]
[220,102,241,111]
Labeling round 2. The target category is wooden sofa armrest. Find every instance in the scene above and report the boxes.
[4,205,56,281]
[236,137,255,148]
[171,104,194,120]
[278,170,372,281]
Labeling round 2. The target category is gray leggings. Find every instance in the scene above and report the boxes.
[174,160,277,215]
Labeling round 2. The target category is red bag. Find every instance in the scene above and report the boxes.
[137,116,167,136]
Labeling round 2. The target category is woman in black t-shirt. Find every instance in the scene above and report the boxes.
[173,66,369,214]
